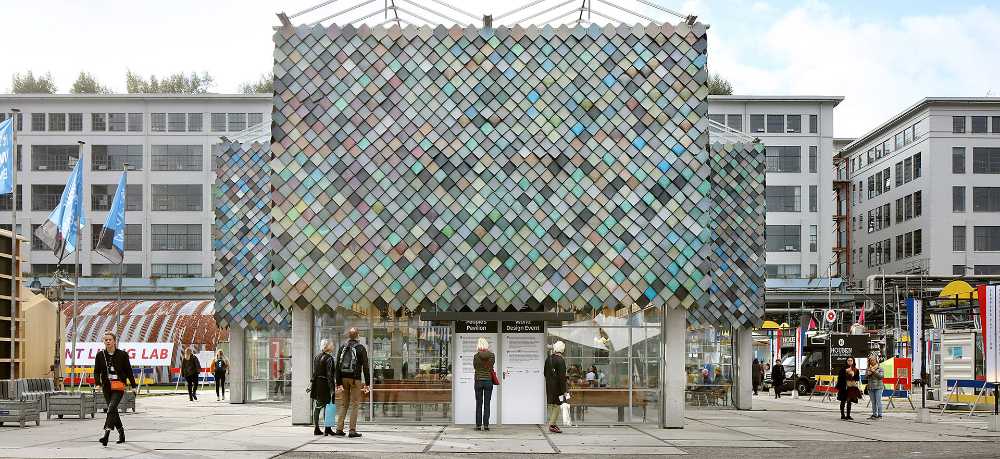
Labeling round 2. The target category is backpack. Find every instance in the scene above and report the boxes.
[339,343,358,375]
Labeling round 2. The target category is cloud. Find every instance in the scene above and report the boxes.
[709,2,1000,137]
[751,2,772,13]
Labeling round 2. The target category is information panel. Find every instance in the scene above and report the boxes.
[453,322,497,425]
[500,321,545,424]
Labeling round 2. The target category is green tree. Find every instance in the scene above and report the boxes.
[126,70,214,94]
[69,71,112,94]
[707,73,733,95]
[11,71,57,94]
[238,72,273,94]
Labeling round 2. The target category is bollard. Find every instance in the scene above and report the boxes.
[916,407,935,424]
[990,415,1000,432]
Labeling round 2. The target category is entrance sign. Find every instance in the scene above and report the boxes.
[456,320,498,334]
[824,309,837,324]
[65,342,173,366]
[453,322,498,425]
[500,321,545,424]
[907,299,923,379]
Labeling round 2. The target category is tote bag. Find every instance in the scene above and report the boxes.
[324,402,337,427]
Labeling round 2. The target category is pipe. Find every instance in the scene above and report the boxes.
[865,274,1000,294]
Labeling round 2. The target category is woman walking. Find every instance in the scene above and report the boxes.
[473,337,496,431]
[867,354,885,420]
[751,359,762,395]
[771,358,785,399]
[310,339,336,436]
[836,357,861,420]
[93,332,136,446]
[181,348,202,401]
[544,341,568,434]
[212,350,229,401]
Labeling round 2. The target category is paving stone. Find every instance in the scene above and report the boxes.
[429,438,556,453]
[557,445,687,455]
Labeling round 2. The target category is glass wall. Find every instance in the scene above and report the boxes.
[245,328,292,402]
[685,324,735,409]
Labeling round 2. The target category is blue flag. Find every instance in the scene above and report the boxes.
[96,171,126,264]
[34,155,85,258]
[0,118,13,194]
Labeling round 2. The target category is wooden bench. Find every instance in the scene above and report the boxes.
[370,382,452,420]
[569,388,649,422]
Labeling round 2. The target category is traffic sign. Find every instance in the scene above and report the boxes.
[824,309,837,323]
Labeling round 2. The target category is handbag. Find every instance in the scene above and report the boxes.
[490,369,500,386]
[104,352,126,392]
[324,402,336,427]
[560,401,572,427]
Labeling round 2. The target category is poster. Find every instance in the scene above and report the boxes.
[907,298,923,380]
[500,321,545,424]
[453,322,497,425]
[983,285,999,382]
[65,342,174,366]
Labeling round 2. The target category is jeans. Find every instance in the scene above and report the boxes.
[186,376,198,400]
[103,390,124,431]
[870,388,883,417]
[215,374,226,398]
[474,379,493,427]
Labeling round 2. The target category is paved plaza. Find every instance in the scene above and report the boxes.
[2,394,1000,458]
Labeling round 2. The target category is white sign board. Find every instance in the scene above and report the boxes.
[66,342,174,366]
[453,322,498,425]
[824,309,837,323]
[986,286,999,382]
[500,321,545,424]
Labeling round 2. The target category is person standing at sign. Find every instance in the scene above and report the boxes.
[544,341,568,434]
[335,327,370,438]
[93,332,136,446]
[212,350,229,401]
[182,348,202,402]
[472,337,496,431]
[837,357,861,420]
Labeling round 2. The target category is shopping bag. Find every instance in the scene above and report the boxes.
[560,402,571,427]
[324,402,336,427]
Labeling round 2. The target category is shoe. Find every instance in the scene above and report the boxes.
[484,426,490,431]
[475,426,481,431]
[325,427,335,436]
[314,427,323,436]
[333,430,346,436]
[840,415,846,420]
[116,428,125,444]
[846,416,854,421]
[549,425,562,433]
[348,431,362,438]
[99,430,110,447]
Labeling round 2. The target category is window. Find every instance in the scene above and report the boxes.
[993,117,1000,133]
[974,187,1000,212]
[954,226,966,251]
[151,145,203,171]
[903,127,912,145]
[765,146,801,173]
[92,145,142,171]
[975,265,1000,275]
[31,184,64,211]
[883,140,891,156]
[211,113,227,132]
[809,264,817,278]
[896,234,904,260]
[151,224,202,251]
[228,113,247,131]
[867,148,874,164]
[883,238,891,264]
[31,145,79,171]
[867,176,874,199]
[108,113,126,132]
[151,184,202,211]
[127,113,143,132]
[48,113,66,131]
[92,113,106,131]
[766,225,801,252]
[0,112,24,131]
[903,157,912,182]
[708,114,724,124]
[904,232,913,258]
[151,113,167,132]
[875,170,883,195]
[953,186,966,212]
[726,114,742,131]
[809,114,817,133]
[809,146,817,173]
[904,194,913,220]
[766,186,801,212]
[151,263,202,277]
[31,113,45,131]
[187,113,203,132]
[896,198,903,223]
[894,132,903,150]
[765,264,801,279]
[248,113,264,126]
[881,203,891,229]
[953,147,966,173]
[914,190,922,217]
[91,184,142,211]
[972,116,988,133]
[68,113,83,131]
[913,229,922,256]
[786,115,801,133]
[91,224,142,251]
[954,265,967,275]
[0,185,22,211]
[895,162,903,186]
[973,147,1000,173]
[168,113,186,132]
[28,264,77,276]
[809,225,817,252]
[91,264,142,278]
[882,167,891,192]
[913,152,921,178]
[809,185,817,212]
[953,116,966,133]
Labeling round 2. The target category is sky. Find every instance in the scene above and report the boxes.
[2,0,999,137]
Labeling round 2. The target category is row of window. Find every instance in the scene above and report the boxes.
[953,187,1000,212]
[764,224,818,253]
[953,265,1000,275]
[709,113,820,134]
[867,203,891,233]
[764,185,818,212]
[764,146,818,173]
[10,184,202,212]
[953,116,1000,134]
[867,166,892,199]
[24,112,264,133]
[765,264,820,279]
[28,263,203,278]
[861,123,920,167]
[867,238,892,268]
[954,147,1000,174]
[953,226,1000,252]
[25,144,205,171]
[895,191,923,223]
[28,223,203,252]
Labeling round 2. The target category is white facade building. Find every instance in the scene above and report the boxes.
[840,98,1000,281]
[709,95,843,282]
[0,94,272,281]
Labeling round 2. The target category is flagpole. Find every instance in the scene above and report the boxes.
[7,109,20,379]
[116,164,126,330]
[71,141,84,391]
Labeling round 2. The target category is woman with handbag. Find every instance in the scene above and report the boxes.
[836,357,862,420]
[544,341,568,434]
[472,337,496,431]
[93,331,136,446]
[310,339,336,436]
[181,348,202,401]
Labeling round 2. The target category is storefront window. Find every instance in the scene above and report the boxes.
[685,325,735,408]
[246,328,291,402]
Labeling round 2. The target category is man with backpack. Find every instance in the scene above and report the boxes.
[334,327,370,437]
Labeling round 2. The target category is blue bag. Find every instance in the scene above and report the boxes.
[324,402,336,427]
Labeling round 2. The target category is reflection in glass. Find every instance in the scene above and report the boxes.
[685,325,734,408]
[245,328,291,402]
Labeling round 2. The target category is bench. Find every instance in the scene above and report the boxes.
[0,380,40,428]
[569,388,649,422]
[371,382,451,420]
[47,392,96,420]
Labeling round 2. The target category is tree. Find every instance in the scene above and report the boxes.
[707,73,733,95]
[126,70,214,94]
[11,71,57,94]
[238,72,273,94]
[70,71,112,94]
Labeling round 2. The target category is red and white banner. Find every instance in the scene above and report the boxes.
[65,342,174,366]
[980,285,1000,382]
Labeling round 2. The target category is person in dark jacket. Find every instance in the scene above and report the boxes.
[93,332,136,446]
[212,349,229,401]
[544,341,568,434]
[310,339,337,436]
[771,358,785,399]
[751,359,762,395]
[181,348,202,401]
[836,357,861,420]
[472,337,496,431]
[335,327,370,437]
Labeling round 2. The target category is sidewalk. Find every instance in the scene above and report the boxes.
[1,394,999,458]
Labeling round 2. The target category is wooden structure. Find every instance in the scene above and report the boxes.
[0,229,25,380]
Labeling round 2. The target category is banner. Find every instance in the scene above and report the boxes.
[35,155,85,257]
[65,342,173,366]
[907,298,923,380]
[795,326,804,375]
[95,170,126,264]
[0,118,13,194]
[984,285,1000,382]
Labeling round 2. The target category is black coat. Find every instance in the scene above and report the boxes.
[752,362,762,386]
[771,364,785,384]
[836,366,861,402]
[182,356,202,380]
[310,352,335,403]
[93,349,136,396]
[544,353,568,405]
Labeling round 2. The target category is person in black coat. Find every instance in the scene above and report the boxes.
[836,357,862,420]
[751,359,762,395]
[93,332,136,446]
[310,339,337,436]
[544,341,568,434]
[181,348,202,401]
[771,358,786,399]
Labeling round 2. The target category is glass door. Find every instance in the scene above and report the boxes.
[371,311,452,423]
